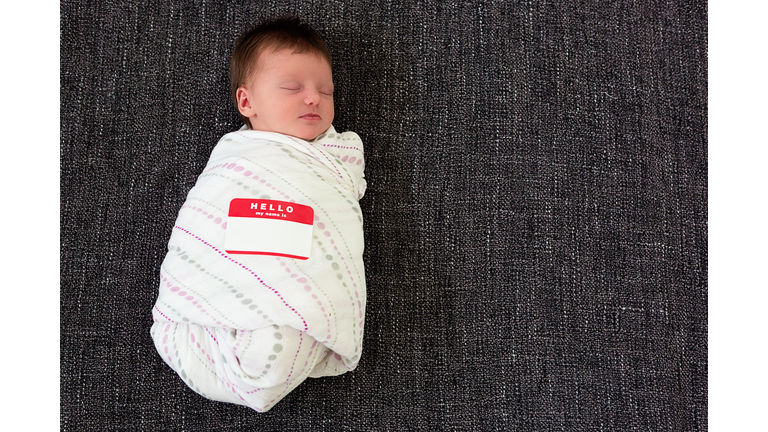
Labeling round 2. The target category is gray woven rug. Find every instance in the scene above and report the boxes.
[61,0,707,430]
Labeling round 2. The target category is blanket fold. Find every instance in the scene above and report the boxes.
[150,126,366,412]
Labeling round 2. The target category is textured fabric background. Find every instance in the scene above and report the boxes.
[61,0,707,430]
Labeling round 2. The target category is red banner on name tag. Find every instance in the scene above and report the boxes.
[225,199,315,260]
[228,199,314,224]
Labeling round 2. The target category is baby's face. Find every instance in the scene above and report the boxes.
[244,49,334,140]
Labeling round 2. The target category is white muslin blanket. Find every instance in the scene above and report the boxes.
[150,126,366,412]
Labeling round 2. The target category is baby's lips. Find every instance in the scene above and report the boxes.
[300,113,321,120]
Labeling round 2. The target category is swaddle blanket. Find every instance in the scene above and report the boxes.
[150,126,366,412]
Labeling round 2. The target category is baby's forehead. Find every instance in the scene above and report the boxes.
[258,45,328,63]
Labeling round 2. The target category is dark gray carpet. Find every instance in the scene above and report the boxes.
[61,0,707,430]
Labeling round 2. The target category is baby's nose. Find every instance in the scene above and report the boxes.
[304,90,320,105]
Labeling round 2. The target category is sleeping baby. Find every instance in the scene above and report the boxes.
[150,17,367,412]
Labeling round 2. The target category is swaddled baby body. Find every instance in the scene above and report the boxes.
[150,17,366,412]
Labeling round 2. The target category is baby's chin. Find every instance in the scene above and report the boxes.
[292,132,324,140]
[287,126,332,141]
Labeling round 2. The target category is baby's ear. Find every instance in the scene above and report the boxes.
[236,87,256,117]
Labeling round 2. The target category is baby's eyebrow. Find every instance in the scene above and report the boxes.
[275,78,333,90]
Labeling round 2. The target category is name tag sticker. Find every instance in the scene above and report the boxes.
[225,199,314,260]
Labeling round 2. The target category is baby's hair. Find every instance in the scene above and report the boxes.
[230,16,332,128]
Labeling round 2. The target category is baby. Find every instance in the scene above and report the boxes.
[150,17,367,412]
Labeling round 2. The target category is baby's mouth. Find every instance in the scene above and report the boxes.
[300,113,321,120]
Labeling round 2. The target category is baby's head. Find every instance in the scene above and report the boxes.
[230,17,334,140]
